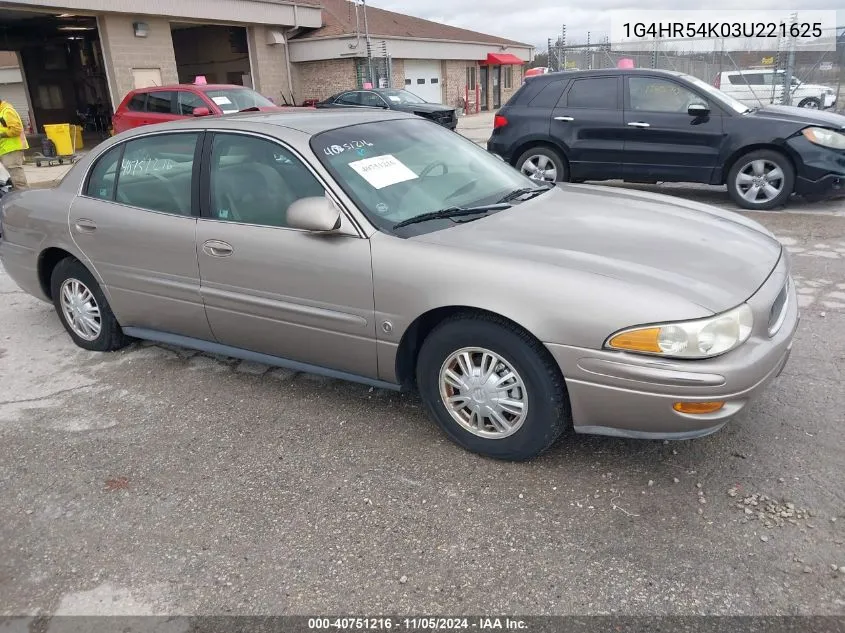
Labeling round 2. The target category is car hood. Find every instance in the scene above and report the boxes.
[412,184,783,313]
[796,83,833,92]
[396,102,453,113]
[748,104,845,129]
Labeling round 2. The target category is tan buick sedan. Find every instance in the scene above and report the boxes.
[0,110,798,460]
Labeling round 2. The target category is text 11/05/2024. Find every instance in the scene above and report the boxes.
[307,617,529,630]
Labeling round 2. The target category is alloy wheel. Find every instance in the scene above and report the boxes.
[438,347,529,439]
[60,278,102,341]
[520,154,558,182]
[735,159,785,205]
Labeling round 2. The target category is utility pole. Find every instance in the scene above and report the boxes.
[782,12,797,106]
[548,38,554,71]
[561,25,566,70]
[362,0,374,86]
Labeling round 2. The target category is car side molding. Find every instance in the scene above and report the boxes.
[121,327,402,391]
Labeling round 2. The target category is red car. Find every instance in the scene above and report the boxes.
[112,84,295,134]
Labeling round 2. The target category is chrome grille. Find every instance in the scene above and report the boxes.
[767,280,789,337]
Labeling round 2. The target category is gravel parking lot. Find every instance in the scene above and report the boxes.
[3,123,845,617]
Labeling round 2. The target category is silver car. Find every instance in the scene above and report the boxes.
[0,110,798,460]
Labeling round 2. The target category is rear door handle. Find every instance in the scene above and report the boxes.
[74,219,97,233]
[554,116,574,121]
[628,121,650,128]
[203,240,233,258]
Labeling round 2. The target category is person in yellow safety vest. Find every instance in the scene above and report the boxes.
[0,95,29,190]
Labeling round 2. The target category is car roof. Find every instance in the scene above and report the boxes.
[133,84,248,92]
[117,108,416,136]
[529,68,686,83]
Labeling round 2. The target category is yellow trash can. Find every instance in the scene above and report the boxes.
[73,125,84,150]
[43,123,76,156]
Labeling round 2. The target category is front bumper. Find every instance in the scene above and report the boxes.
[545,255,799,440]
[788,136,845,198]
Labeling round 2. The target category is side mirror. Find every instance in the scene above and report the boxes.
[688,103,709,117]
[193,107,211,117]
[286,196,342,232]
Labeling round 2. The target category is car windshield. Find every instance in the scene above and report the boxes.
[203,88,275,113]
[312,118,543,235]
[380,89,427,105]
[684,74,751,114]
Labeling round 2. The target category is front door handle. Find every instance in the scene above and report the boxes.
[628,121,650,128]
[74,219,97,233]
[554,116,574,121]
[203,240,234,258]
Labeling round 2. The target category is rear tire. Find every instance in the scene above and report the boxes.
[515,147,568,183]
[416,314,570,461]
[797,97,821,109]
[727,149,794,210]
[50,258,129,352]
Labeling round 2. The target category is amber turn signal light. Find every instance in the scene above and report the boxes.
[673,401,725,414]
[607,327,662,353]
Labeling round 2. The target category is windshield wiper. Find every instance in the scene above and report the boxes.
[393,203,511,229]
[497,184,553,203]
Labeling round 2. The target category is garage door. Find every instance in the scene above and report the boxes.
[404,60,442,104]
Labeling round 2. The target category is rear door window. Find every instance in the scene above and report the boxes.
[563,77,619,109]
[361,92,386,107]
[337,92,364,106]
[115,133,200,215]
[529,80,568,108]
[126,94,147,112]
[85,144,123,200]
[146,91,175,114]
[729,73,764,85]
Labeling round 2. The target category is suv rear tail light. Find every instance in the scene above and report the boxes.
[713,74,721,88]
[493,114,508,129]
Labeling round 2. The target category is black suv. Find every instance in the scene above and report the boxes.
[487,68,845,210]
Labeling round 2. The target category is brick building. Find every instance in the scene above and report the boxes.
[288,0,533,112]
[0,0,532,133]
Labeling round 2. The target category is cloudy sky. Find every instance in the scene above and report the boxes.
[366,1,844,49]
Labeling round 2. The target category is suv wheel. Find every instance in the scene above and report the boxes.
[727,149,794,210]
[50,258,129,352]
[797,97,821,109]
[516,147,568,183]
[416,314,570,461]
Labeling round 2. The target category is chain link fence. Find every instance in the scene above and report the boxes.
[545,28,845,110]
[355,40,393,89]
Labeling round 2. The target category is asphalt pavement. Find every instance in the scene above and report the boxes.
[2,126,845,618]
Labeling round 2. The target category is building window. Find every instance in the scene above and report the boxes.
[503,66,513,89]
[466,66,477,89]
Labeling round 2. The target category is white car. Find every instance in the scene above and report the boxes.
[714,69,836,110]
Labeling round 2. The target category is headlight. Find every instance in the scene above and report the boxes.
[801,127,845,150]
[605,304,754,359]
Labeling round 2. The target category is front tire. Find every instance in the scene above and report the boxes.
[797,97,821,109]
[416,314,570,461]
[515,147,568,183]
[50,258,129,352]
[727,149,794,210]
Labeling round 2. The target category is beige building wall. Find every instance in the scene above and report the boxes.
[292,58,357,103]
[442,61,524,112]
[248,25,295,105]
[442,60,479,111]
[98,14,179,105]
